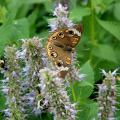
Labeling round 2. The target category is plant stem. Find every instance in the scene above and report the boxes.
[71,84,77,102]
[88,0,97,46]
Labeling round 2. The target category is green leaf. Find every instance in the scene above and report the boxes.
[72,61,94,100]
[0,6,7,24]
[0,18,29,56]
[70,0,77,8]
[70,7,91,21]
[5,0,46,21]
[6,0,23,21]
[22,0,47,4]
[97,18,120,41]
[92,44,117,63]
[0,18,29,39]
[114,2,120,21]
[77,100,98,120]
[28,112,53,120]
[77,61,94,98]
[80,61,94,84]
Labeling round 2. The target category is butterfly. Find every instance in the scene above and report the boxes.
[46,24,82,70]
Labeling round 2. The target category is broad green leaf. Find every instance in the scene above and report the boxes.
[70,7,91,21]
[70,0,77,8]
[71,61,94,100]
[22,0,47,4]
[44,1,53,12]
[0,18,29,56]
[0,6,7,24]
[16,5,31,18]
[27,7,40,36]
[6,0,23,21]
[92,44,117,63]
[80,61,94,84]
[92,0,114,8]
[97,18,120,41]
[78,61,94,98]
[28,113,53,120]
[91,0,112,14]
[0,18,29,40]
[5,0,46,21]
[114,2,120,21]
[0,0,6,6]
[77,100,98,120]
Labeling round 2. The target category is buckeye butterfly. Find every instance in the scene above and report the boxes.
[46,25,82,77]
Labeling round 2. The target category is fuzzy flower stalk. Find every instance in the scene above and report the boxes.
[49,3,73,31]
[97,70,118,120]
[39,68,77,120]
[0,37,79,120]
[1,46,24,120]
[0,38,47,119]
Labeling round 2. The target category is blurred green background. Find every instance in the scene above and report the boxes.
[0,0,120,120]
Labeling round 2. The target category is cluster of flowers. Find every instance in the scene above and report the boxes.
[49,3,74,31]
[97,70,119,120]
[0,37,82,120]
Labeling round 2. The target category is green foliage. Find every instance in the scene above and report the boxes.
[0,0,120,120]
[97,19,120,41]
[92,44,117,63]
[70,7,91,21]
[0,0,50,57]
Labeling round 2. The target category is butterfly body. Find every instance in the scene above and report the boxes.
[46,24,82,69]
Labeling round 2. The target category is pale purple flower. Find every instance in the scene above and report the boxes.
[1,86,9,95]
[12,71,18,77]
[16,49,27,59]
[21,82,30,91]
[22,65,30,76]
[12,96,16,102]
[1,77,9,83]
[21,96,35,106]
[3,109,11,117]
[49,3,73,31]
[54,4,68,17]
[98,84,107,94]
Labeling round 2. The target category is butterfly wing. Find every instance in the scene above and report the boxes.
[46,41,72,68]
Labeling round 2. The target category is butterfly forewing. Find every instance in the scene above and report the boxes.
[46,24,82,69]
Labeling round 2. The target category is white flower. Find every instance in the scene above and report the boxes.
[1,86,9,95]
[3,109,11,117]
[12,96,16,102]
[1,77,9,83]
[54,4,68,17]
[49,3,73,31]
[16,49,27,59]
[22,65,30,76]
[12,71,17,77]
